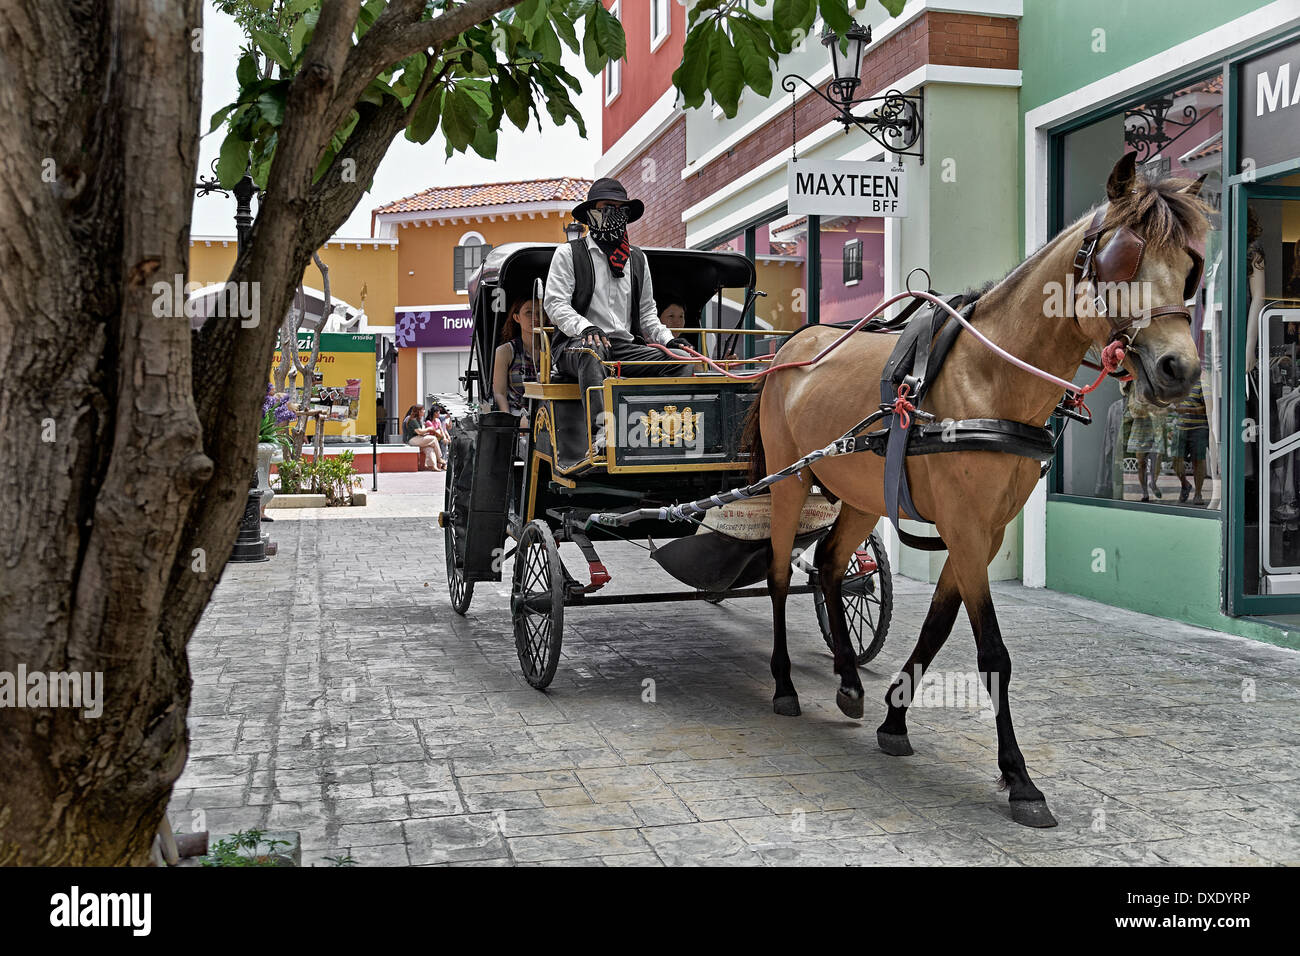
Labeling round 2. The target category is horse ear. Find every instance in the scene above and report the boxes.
[1106,152,1139,201]
[1184,173,1209,197]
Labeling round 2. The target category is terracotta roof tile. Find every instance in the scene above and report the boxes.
[373,177,593,215]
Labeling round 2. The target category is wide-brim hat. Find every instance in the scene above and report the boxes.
[572,177,644,225]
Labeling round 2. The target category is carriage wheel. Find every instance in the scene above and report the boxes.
[443,449,474,615]
[511,520,565,690]
[814,531,892,665]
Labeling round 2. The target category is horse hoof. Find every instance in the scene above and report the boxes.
[773,696,801,717]
[876,730,913,756]
[1010,799,1058,828]
[836,688,864,720]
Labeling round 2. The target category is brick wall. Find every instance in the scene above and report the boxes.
[604,11,1018,248]
[612,114,688,249]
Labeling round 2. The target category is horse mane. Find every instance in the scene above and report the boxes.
[1099,174,1211,249]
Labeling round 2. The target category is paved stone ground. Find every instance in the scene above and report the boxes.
[171,481,1300,866]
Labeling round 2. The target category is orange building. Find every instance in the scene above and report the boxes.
[371,178,591,415]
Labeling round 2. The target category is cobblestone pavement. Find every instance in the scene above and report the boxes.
[172,484,1300,866]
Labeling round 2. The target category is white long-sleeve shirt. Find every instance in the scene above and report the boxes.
[544,238,675,346]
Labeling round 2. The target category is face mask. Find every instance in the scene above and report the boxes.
[588,204,629,240]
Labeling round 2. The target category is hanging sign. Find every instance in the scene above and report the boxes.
[1239,37,1300,172]
[787,159,908,218]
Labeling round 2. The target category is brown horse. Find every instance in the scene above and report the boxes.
[744,153,1209,827]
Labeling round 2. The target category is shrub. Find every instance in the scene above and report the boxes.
[273,451,362,506]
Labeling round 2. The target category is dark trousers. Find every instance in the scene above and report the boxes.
[555,338,690,439]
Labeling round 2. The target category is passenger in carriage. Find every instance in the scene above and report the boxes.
[492,297,542,426]
[545,178,695,452]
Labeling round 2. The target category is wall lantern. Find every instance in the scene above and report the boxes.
[783,22,924,162]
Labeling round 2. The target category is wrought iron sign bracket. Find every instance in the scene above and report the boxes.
[782,75,924,165]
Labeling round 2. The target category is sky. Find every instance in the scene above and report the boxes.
[191,0,602,239]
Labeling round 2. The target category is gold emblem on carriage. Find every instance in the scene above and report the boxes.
[644,405,701,446]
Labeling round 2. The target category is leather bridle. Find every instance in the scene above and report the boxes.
[1072,206,1203,347]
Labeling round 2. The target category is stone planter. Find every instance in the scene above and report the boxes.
[256,442,281,511]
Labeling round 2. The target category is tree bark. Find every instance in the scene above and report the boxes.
[0,0,531,866]
[0,0,207,864]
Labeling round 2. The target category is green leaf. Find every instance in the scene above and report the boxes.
[290,15,312,58]
[252,28,292,70]
[593,3,626,60]
[406,86,443,144]
[470,120,498,160]
[255,87,286,126]
[236,52,259,87]
[208,103,236,134]
[673,23,712,109]
[532,19,562,64]
[731,20,774,98]
[582,10,603,75]
[552,11,580,54]
[773,0,815,35]
[499,73,531,131]
[286,0,317,13]
[818,0,856,36]
[708,28,744,118]
[216,130,250,188]
[877,0,906,15]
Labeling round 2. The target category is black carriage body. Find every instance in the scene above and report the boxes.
[458,242,760,538]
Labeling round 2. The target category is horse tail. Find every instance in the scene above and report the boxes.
[740,380,766,484]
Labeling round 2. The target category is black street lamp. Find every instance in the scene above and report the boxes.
[783,22,924,161]
[563,219,585,242]
[195,161,270,562]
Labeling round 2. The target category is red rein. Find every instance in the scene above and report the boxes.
[649,290,1134,417]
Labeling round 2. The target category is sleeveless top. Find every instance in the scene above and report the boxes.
[507,336,537,414]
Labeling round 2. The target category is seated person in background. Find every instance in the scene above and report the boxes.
[659,301,687,331]
[545,178,694,451]
[402,403,443,471]
[492,297,541,426]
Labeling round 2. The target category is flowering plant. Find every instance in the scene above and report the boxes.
[259,383,296,452]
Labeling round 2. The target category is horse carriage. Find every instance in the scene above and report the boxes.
[434,156,1210,830]
[438,242,893,689]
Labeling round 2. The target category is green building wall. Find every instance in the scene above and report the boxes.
[1019,1,1295,647]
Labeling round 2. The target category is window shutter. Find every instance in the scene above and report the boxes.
[453,246,466,292]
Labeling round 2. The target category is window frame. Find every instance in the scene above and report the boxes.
[650,0,670,53]
[843,238,863,286]
[605,0,622,105]
[453,232,490,295]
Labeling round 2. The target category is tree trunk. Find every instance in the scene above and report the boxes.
[0,0,208,864]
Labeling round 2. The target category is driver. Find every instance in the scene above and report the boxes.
[545,178,695,452]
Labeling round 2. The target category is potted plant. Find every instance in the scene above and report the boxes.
[258,384,296,511]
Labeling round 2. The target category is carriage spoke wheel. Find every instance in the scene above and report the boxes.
[511,520,564,690]
[444,450,473,615]
[815,531,892,665]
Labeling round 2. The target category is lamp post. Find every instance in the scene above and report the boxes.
[782,22,923,162]
[563,219,585,242]
[195,162,270,562]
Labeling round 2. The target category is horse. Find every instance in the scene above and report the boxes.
[742,153,1209,828]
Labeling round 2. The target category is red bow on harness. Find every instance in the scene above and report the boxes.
[893,382,917,430]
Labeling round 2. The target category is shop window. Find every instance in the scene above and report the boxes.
[1052,72,1223,511]
[651,0,669,52]
[453,233,491,293]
